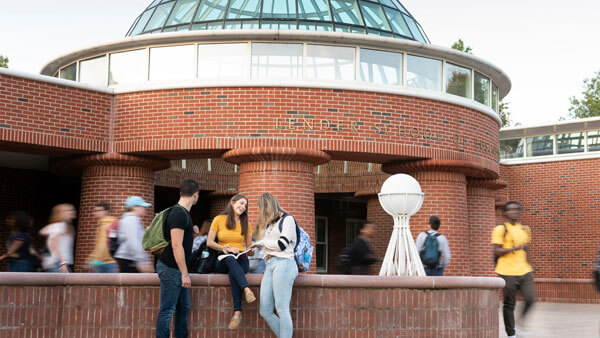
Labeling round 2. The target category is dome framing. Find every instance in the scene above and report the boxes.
[126,0,430,43]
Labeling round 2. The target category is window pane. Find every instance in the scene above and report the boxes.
[360,48,402,85]
[79,55,107,86]
[298,0,330,20]
[382,7,411,37]
[262,0,296,18]
[198,43,249,80]
[149,45,195,81]
[588,131,600,152]
[130,10,154,35]
[359,1,390,31]
[195,0,227,21]
[306,45,355,81]
[379,0,398,9]
[109,49,147,85]
[445,63,471,98]
[526,135,553,157]
[557,132,584,154]
[59,63,77,81]
[166,0,199,26]
[144,2,176,32]
[330,0,364,25]
[227,0,261,19]
[316,243,326,268]
[316,222,326,242]
[406,54,442,91]
[252,43,302,79]
[492,83,499,112]
[474,71,490,106]
[403,14,425,42]
[500,138,524,159]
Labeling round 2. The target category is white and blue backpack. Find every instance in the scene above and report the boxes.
[277,214,313,272]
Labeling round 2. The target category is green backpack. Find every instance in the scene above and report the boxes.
[142,205,185,256]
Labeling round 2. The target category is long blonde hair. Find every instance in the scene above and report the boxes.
[48,203,76,234]
[256,193,286,238]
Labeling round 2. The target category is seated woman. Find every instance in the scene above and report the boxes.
[207,194,255,329]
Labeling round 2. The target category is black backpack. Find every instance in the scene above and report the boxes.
[337,245,353,274]
[420,232,441,268]
[190,238,218,274]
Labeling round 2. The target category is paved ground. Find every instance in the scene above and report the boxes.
[498,302,600,337]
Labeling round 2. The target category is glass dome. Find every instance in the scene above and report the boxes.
[126,0,430,43]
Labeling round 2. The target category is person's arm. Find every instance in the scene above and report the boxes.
[255,216,296,251]
[439,236,451,268]
[207,229,231,253]
[0,240,24,261]
[355,240,377,265]
[170,228,191,288]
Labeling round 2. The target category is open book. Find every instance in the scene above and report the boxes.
[217,248,252,261]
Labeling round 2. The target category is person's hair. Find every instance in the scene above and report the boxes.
[48,203,76,234]
[8,211,32,233]
[357,220,373,233]
[180,178,200,197]
[221,194,249,236]
[256,193,287,234]
[503,201,521,212]
[96,202,111,212]
[429,216,440,230]
[199,220,210,236]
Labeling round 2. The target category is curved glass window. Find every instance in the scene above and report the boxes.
[492,83,499,112]
[165,0,199,26]
[527,135,553,157]
[360,48,402,85]
[130,10,155,36]
[556,132,584,154]
[79,55,107,86]
[198,43,250,80]
[144,2,176,32]
[359,1,391,31]
[227,0,261,19]
[109,49,147,85]
[402,15,425,42]
[262,0,296,18]
[406,54,441,91]
[500,138,525,159]
[474,71,490,106]
[306,45,355,81]
[382,7,411,37]
[588,131,600,152]
[149,45,195,81]
[195,0,227,21]
[325,0,363,26]
[252,43,302,79]
[59,63,77,81]
[445,62,471,99]
[298,0,330,20]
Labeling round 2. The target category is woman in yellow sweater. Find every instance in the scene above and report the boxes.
[207,194,255,329]
[87,202,117,273]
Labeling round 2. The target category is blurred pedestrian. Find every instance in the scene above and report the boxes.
[114,196,153,273]
[192,220,210,254]
[87,202,117,273]
[348,221,378,275]
[416,216,451,276]
[0,211,35,272]
[39,204,77,273]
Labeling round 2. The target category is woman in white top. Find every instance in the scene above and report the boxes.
[252,193,298,338]
[39,203,76,273]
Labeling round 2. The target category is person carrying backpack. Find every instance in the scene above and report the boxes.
[347,221,378,275]
[415,216,451,276]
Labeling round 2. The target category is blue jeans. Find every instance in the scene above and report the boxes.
[93,263,117,273]
[216,256,250,311]
[9,259,33,272]
[424,266,444,276]
[155,260,190,338]
[249,258,266,274]
[259,257,298,338]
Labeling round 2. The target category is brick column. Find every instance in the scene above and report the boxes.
[223,148,330,273]
[466,178,507,276]
[209,190,236,219]
[355,190,393,275]
[382,159,487,276]
[73,153,170,272]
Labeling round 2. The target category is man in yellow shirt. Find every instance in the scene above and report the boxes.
[491,201,535,338]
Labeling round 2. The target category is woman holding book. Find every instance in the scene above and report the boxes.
[207,194,255,329]
[252,193,298,338]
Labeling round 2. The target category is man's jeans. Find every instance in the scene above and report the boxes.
[499,272,536,337]
[156,260,190,338]
[424,266,444,276]
[259,257,298,338]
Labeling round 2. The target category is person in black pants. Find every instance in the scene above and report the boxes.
[349,221,378,275]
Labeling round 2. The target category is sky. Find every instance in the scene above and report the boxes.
[1,0,599,127]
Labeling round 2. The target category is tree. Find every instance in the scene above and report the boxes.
[0,55,8,68]
[568,70,600,119]
[451,39,472,54]
[498,102,513,127]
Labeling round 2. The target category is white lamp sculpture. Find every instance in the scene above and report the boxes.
[378,174,426,276]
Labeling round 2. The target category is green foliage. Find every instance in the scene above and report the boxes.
[499,102,519,128]
[451,39,472,54]
[0,55,8,68]
[568,70,600,119]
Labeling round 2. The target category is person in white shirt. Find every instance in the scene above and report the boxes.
[415,216,451,276]
[39,204,77,273]
[252,193,298,338]
[114,196,153,273]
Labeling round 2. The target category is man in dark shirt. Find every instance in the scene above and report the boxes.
[349,221,378,275]
[155,178,199,338]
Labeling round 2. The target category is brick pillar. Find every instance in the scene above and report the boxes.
[382,159,483,276]
[74,153,170,272]
[209,191,236,219]
[467,179,507,276]
[355,190,393,275]
[223,148,330,273]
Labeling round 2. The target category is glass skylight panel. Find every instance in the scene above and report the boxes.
[474,71,490,106]
[526,135,553,157]
[406,55,442,91]
[252,43,302,79]
[359,1,391,31]
[557,132,584,154]
[445,63,471,98]
[148,0,162,9]
[330,0,364,26]
[499,138,525,159]
[382,7,411,37]
[391,0,408,14]
[359,48,402,85]
[227,0,261,19]
[378,0,398,9]
[195,0,227,21]
[298,0,331,20]
[402,14,425,42]
[130,10,155,36]
[79,55,108,86]
[262,0,297,18]
[166,0,199,26]
[144,2,176,32]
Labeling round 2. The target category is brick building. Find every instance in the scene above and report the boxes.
[1,0,595,303]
